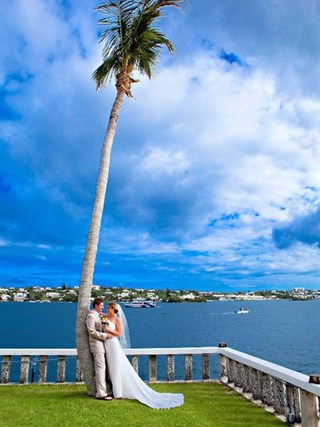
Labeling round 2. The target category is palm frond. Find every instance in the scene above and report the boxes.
[93,0,185,94]
[92,56,118,90]
[95,0,137,22]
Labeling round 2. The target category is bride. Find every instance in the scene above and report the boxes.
[102,302,184,409]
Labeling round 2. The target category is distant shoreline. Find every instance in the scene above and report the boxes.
[0,298,318,304]
[1,285,319,303]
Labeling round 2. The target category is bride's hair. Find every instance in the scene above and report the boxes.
[108,302,119,314]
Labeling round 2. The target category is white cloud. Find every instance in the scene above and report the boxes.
[121,53,320,220]
[143,147,188,173]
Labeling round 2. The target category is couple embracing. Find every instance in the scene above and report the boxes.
[86,298,184,409]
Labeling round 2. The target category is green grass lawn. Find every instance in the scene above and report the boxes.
[0,382,284,427]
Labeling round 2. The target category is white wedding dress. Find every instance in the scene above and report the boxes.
[105,321,184,409]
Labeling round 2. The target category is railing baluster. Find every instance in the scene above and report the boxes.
[1,355,11,384]
[233,360,243,388]
[76,358,83,383]
[219,354,227,383]
[261,373,273,407]
[20,356,30,384]
[39,355,48,383]
[286,383,301,423]
[237,362,246,389]
[247,365,256,394]
[252,369,262,401]
[149,355,157,383]
[131,355,138,373]
[273,378,286,415]
[243,365,252,393]
[57,356,66,383]
[202,353,210,380]
[185,354,193,381]
[225,356,231,382]
[228,358,236,384]
[167,355,174,382]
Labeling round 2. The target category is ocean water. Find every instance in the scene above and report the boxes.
[1,300,319,381]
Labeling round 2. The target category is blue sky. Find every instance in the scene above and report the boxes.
[1,0,320,291]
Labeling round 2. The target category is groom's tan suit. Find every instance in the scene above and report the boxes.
[86,309,108,398]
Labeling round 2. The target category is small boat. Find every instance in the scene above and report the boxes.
[124,300,156,308]
[235,308,250,314]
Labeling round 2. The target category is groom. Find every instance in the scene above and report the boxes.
[86,297,113,400]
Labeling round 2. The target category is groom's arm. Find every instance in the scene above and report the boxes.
[86,314,108,341]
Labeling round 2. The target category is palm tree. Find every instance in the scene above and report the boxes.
[76,0,185,395]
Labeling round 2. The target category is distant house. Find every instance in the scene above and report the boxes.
[293,287,305,293]
[46,292,61,299]
[0,293,10,301]
[181,293,195,300]
[120,290,131,298]
[14,292,27,302]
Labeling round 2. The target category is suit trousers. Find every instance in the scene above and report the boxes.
[92,352,107,398]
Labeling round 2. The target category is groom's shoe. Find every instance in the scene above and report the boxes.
[96,395,113,401]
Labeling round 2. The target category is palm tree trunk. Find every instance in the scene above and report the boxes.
[76,89,125,396]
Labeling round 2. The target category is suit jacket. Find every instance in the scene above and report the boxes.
[86,309,107,354]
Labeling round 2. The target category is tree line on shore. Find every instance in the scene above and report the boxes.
[1,285,318,303]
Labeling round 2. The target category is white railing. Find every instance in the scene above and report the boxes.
[0,347,218,384]
[1,346,319,426]
[219,347,320,427]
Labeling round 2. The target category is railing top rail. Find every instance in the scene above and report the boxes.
[125,347,220,356]
[0,349,77,356]
[220,347,320,396]
[0,347,219,357]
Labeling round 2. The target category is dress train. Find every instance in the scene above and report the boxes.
[105,323,184,409]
